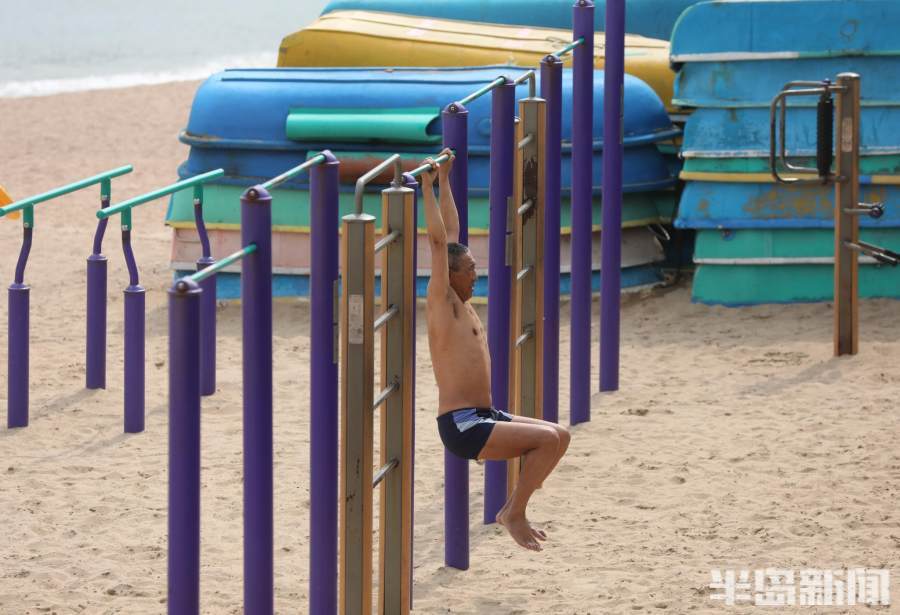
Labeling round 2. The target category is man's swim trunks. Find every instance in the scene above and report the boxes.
[437,407,514,460]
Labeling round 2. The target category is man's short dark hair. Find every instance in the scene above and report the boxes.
[447,242,469,272]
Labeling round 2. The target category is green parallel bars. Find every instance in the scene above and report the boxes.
[2,165,133,430]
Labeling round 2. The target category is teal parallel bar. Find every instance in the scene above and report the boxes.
[97,169,224,219]
[407,152,453,178]
[0,166,133,217]
[188,244,257,283]
[551,37,585,58]
[458,77,507,107]
[261,154,327,191]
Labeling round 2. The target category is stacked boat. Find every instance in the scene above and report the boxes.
[168,66,679,297]
[318,0,705,41]
[671,0,900,304]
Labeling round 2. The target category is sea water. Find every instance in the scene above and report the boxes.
[0,0,328,98]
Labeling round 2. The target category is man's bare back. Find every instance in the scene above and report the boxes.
[419,151,571,553]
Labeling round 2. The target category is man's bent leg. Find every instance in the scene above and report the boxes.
[477,422,560,551]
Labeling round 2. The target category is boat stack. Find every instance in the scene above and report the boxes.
[671,0,900,305]
[168,66,679,297]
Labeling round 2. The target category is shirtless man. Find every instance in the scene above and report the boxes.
[420,149,571,553]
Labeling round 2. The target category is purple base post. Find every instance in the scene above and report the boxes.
[167,277,202,614]
[600,0,624,392]
[570,0,595,426]
[197,256,216,397]
[8,284,29,428]
[124,285,145,433]
[241,186,274,614]
[86,255,108,390]
[485,79,516,523]
[442,102,470,570]
[541,57,564,425]
[309,152,340,615]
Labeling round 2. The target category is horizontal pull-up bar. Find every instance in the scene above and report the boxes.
[374,305,399,332]
[373,382,399,411]
[98,169,224,219]
[261,153,326,191]
[550,37,585,58]
[187,244,258,284]
[407,151,454,179]
[0,165,133,217]
[458,77,507,107]
[372,458,399,488]
[374,230,401,254]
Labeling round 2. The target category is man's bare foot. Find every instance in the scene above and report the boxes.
[496,501,547,542]
[496,510,542,551]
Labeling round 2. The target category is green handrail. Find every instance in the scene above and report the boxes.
[551,37,585,58]
[97,169,225,220]
[261,153,327,191]
[187,243,258,283]
[458,77,508,107]
[0,165,133,218]
[408,151,454,178]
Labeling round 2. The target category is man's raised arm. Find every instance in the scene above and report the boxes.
[437,148,459,244]
[420,161,450,294]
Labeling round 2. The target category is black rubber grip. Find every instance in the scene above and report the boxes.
[816,95,834,178]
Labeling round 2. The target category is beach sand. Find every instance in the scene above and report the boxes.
[1,82,898,614]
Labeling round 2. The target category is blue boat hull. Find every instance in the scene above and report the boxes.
[676,181,900,229]
[681,107,900,158]
[671,0,900,60]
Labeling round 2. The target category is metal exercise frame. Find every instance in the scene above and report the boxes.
[1,165,133,429]
[508,95,547,491]
[770,73,898,356]
[340,154,416,615]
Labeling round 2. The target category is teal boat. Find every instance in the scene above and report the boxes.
[321,0,705,40]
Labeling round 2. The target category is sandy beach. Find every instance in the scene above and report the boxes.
[1,81,898,614]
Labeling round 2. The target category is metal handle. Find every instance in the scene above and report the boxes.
[769,83,837,185]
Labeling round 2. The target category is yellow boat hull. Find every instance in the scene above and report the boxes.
[278,10,676,110]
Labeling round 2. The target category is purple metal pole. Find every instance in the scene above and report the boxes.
[309,152,339,615]
[600,0,624,392]
[86,209,109,390]
[167,277,202,615]
[485,79,515,525]
[122,230,145,433]
[195,199,216,397]
[541,56,564,425]
[441,101,470,570]
[402,171,418,608]
[570,0,595,426]
[241,186,274,615]
[8,225,32,428]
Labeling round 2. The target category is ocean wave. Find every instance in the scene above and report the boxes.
[0,51,277,98]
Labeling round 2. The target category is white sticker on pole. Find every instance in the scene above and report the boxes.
[348,294,364,345]
[841,117,853,153]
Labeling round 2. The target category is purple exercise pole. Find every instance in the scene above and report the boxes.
[600,0,624,392]
[195,196,217,397]
[570,0,595,426]
[167,276,202,615]
[541,56,563,425]
[241,186,274,614]
[86,202,109,390]
[309,152,340,615]
[122,229,145,433]
[485,78,515,524]
[8,225,32,428]
[441,101,470,570]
